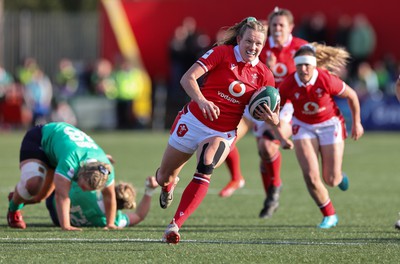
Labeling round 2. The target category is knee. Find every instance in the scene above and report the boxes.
[17,162,47,200]
[323,173,342,187]
[258,143,279,160]
[304,173,321,190]
[27,177,44,194]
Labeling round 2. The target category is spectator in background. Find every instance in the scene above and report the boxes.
[373,60,391,95]
[296,12,327,44]
[54,58,80,99]
[167,17,210,128]
[0,77,32,129]
[0,65,14,98]
[167,25,192,127]
[335,14,352,49]
[50,99,77,126]
[395,74,400,102]
[91,58,116,98]
[16,57,39,86]
[348,14,376,76]
[24,68,53,126]
[113,58,139,129]
[353,61,380,101]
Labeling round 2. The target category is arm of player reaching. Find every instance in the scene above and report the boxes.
[127,176,158,226]
[102,182,118,230]
[338,84,364,141]
[54,174,82,231]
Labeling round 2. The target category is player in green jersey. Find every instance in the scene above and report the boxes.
[46,176,158,228]
[7,122,116,231]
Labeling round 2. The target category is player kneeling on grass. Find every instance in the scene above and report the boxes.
[7,122,117,231]
[45,176,158,228]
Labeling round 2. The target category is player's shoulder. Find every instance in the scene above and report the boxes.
[317,68,339,81]
[291,37,308,49]
[278,71,296,89]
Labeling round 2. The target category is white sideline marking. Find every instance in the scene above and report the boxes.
[0,237,367,245]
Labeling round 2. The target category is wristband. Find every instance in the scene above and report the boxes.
[145,187,155,196]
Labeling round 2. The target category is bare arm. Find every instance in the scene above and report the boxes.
[128,176,158,226]
[102,183,117,229]
[180,63,220,121]
[338,84,364,140]
[54,174,81,231]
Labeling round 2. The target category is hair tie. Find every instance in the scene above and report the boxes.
[247,17,257,23]
[98,165,110,175]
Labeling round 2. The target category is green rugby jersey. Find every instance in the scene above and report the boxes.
[41,122,114,186]
[50,182,130,227]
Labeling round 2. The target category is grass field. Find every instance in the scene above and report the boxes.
[1,129,399,263]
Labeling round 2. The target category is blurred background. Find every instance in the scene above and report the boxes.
[1,0,399,131]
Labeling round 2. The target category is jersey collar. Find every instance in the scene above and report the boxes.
[294,69,319,87]
[234,45,259,66]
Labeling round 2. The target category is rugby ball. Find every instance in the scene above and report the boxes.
[248,86,280,121]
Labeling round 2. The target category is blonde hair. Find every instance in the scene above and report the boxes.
[78,161,111,190]
[313,42,350,75]
[216,17,266,46]
[294,42,351,76]
[115,182,137,210]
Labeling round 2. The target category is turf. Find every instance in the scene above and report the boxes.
[1,130,399,263]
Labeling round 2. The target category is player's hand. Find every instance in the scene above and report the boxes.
[197,99,220,121]
[256,103,279,126]
[106,154,115,164]
[146,176,158,189]
[104,224,120,230]
[280,138,294,150]
[62,226,82,231]
[352,122,364,141]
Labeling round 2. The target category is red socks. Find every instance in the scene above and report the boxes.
[174,173,210,228]
[319,199,336,216]
[260,151,282,191]
[225,145,243,181]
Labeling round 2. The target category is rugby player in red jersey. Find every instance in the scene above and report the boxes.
[155,17,279,244]
[276,43,363,228]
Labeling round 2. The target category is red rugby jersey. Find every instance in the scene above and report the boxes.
[189,45,275,132]
[260,35,308,85]
[278,68,346,124]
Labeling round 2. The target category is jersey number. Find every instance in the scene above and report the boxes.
[64,127,98,149]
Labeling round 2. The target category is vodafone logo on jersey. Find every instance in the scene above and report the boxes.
[272,63,288,78]
[228,81,246,97]
[302,102,326,115]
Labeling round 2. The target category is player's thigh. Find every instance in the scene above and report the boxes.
[293,138,320,176]
[236,116,252,141]
[320,141,344,183]
[159,144,192,179]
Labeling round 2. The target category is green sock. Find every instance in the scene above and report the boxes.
[9,200,24,212]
